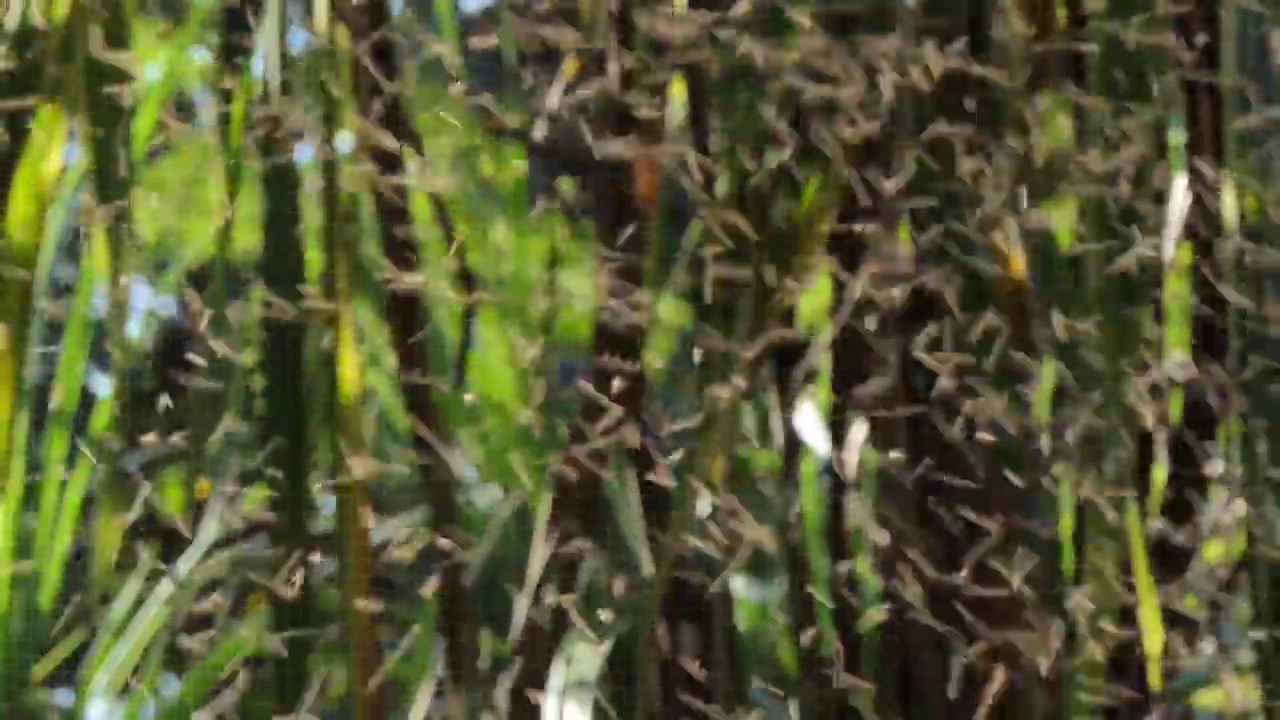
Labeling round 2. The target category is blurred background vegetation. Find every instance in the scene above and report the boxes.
[0,0,1273,717]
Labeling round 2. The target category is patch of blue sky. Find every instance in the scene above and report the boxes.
[85,366,115,400]
[142,61,164,84]
[247,22,314,80]
[72,274,181,400]
[187,44,214,67]
[287,24,313,55]
[90,274,181,340]
[291,129,356,166]
[59,672,180,720]
[458,0,498,14]
[64,137,81,164]
[335,129,355,154]
[187,83,217,128]
[141,38,215,87]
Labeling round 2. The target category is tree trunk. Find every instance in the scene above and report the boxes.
[345,0,473,715]
[506,1,675,715]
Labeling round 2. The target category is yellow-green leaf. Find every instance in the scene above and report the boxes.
[1125,498,1165,694]
[5,103,70,267]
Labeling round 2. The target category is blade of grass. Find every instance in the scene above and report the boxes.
[40,393,111,614]
[0,102,70,490]
[1124,496,1166,695]
[84,0,137,604]
[77,539,156,712]
[33,200,99,604]
[0,100,71,708]
[160,602,271,719]
[84,493,231,702]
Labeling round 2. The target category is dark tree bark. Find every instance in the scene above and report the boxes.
[257,18,315,716]
[1238,1,1280,714]
[892,0,984,715]
[803,2,899,717]
[506,0,665,715]
[344,0,475,715]
[876,0,1058,716]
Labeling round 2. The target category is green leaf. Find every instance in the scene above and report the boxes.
[1044,194,1078,252]
[1161,240,1193,388]
[160,605,271,719]
[84,501,229,702]
[1125,498,1165,694]
[795,264,832,335]
[543,629,616,720]
[1032,356,1058,430]
[469,307,523,411]
[4,103,69,266]
[130,1,217,161]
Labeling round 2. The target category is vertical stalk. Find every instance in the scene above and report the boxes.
[332,192,384,720]
[0,12,56,711]
[342,0,473,715]
[205,0,257,488]
[1051,0,1092,716]
[898,0,1000,714]
[85,0,135,605]
[258,0,314,708]
[1156,0,1225,712]
[1094,0,1171,713]
[311,1,385,718]
[0,11,40,498]
[1002,0,1070,715]
[633,2,746,715]
[509,0,671,715]
[814,0,896,715]
[1241,0,1280,713]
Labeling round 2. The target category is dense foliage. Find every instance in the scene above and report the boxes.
[0,0,1271,718]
